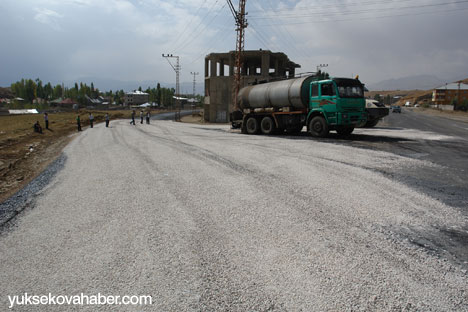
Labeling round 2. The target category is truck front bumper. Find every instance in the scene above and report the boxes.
[338,112,367,126]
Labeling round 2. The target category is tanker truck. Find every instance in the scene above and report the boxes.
[233,75,367,137]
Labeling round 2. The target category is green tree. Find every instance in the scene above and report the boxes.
[156,83,161,105]
[35,78,44,100]
[53,84,63,99]
[24,79,37,103]
[44,82,53,100]
[461,99,468,111]
[374,94,382,103]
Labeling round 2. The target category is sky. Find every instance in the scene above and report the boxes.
[1,0,468,91]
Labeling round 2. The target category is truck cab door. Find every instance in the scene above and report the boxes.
[319,82,337,124]
[310,82,320,109]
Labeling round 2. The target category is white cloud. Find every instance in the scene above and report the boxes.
[2,0,468,88]
[34,8,63,30]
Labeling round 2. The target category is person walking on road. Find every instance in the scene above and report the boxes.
[89,113,94,128]
[76,115,82,131]
[105,113,110,127]
[130,110,136,125]
[44,112,49,130]
[140,110,144,124]
[146,111,151,124]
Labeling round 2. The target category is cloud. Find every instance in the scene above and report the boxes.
[2,0,467,89]
[34,8,63,31]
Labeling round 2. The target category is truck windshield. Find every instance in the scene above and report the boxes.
[334,79,364,98]
[337,85,363,98]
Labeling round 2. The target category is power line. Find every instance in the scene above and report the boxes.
[245,26,276,50]
[254,5,468,26]
[263,0,310,59]
[174,2,229,54]
[169,0,209,50]
[250,0,468,20]
[171,0,223,53]
[187,26,233,65]
[248,0,418,14]
[247,20,283,51]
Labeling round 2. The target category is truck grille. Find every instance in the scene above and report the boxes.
[343,107,360,112]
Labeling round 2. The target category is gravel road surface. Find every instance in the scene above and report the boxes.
[1,118,467,311]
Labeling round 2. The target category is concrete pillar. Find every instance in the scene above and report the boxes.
[229,55,234,76]
[210,59,217,77]
[261,52,270,77]
[220,59,225,76]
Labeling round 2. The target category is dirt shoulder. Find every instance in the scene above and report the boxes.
[0,110,132,203]
[411,107,468,123]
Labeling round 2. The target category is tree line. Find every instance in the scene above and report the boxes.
[7,78,195,108]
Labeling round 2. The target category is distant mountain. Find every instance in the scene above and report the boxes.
[63,77,204,95]
[367,75,447,91]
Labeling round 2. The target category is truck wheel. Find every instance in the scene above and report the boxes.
[309,116,329,137]
[246,117,259,134]
[336,126,354,136]
[364,119,379,128]
[260,116,276,135]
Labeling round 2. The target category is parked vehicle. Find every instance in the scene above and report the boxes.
[233,75,367,137]
[357,99,389,128]
[391,105,401,113]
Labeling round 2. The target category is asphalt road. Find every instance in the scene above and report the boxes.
[0,113,467,311]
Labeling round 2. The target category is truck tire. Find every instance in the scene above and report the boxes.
[246,117,259,134]
[309,116,329,137]
[260,116,276,135]
[363,119,379,128]
[336,126,354,136]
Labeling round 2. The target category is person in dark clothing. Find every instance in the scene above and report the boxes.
[130,110,136,125]
[89,113,94,128]
[146,111,150,124]
[105,113,110,127]
[44,112,49,130]
[76,115,82,131]
[140,110,144,124]
[33,121,43,134]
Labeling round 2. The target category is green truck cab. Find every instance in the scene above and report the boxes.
[307,78,367,136]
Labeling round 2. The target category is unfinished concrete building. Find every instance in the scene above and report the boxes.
[204,50,300,122]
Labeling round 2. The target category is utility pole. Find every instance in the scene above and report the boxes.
[190,72,199,116]
[190,72,199,98]
[227,0,248,114]
[162,54,181,121]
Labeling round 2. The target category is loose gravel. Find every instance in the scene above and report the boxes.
[0,155,66,227]
[0,120,467,311]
